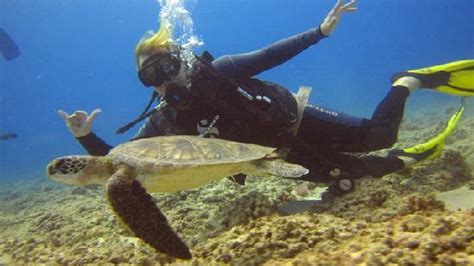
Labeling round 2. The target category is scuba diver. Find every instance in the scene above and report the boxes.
[59,0,473,199]
[0,28,20,61]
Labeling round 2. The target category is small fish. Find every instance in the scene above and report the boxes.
[0,132,17,140]
[0,28,21,61]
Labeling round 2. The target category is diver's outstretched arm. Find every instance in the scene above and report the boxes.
[58,109,112,156]
[320,0,358,36]
[212,0,357,79]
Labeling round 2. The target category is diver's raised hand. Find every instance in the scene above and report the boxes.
[57,109,101,138]
[320,0,357,36]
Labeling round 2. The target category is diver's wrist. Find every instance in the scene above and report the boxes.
[318,24,329,38]
[75,131,94,139]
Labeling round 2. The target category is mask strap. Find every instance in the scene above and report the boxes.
[116,91,160,134]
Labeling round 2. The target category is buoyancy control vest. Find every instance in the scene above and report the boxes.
[174,51,299,147]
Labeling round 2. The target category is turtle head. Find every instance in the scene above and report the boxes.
[46,156,112,185]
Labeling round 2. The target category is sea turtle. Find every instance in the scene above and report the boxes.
[46,135,308,259]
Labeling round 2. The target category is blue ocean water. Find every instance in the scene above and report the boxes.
[0,0,473,183]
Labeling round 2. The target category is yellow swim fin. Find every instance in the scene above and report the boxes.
[393,60,474,97]
[389,105,465,162]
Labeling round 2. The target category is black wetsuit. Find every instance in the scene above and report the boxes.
[78,27,406,184]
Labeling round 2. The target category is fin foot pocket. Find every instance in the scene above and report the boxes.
[389,105,465,163]
[392,60,474,96]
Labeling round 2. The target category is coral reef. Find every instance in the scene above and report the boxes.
[265,209,473,265]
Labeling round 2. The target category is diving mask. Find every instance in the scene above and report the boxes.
[138,51,182,87]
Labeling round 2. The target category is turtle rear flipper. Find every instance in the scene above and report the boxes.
[254,159,309,178]
[106,166,192,259]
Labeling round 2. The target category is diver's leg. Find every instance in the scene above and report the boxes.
[295,85,409,153]
[296,78,418,153]
[359,77,422,151]
[287,150,405,199]
[295,104,365,152]
[357,85,411,151]
[288,151,405,184]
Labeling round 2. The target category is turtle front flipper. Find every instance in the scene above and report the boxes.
[106,166,192,259]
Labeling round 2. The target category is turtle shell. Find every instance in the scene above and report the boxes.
[108,135,276,169]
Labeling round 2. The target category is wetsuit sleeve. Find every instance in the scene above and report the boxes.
[77,107,185,154]
[77,114,168,155]
[77,133,113,156]
[212,27,327,79]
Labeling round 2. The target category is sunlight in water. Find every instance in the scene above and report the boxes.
[157,0,204,63]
